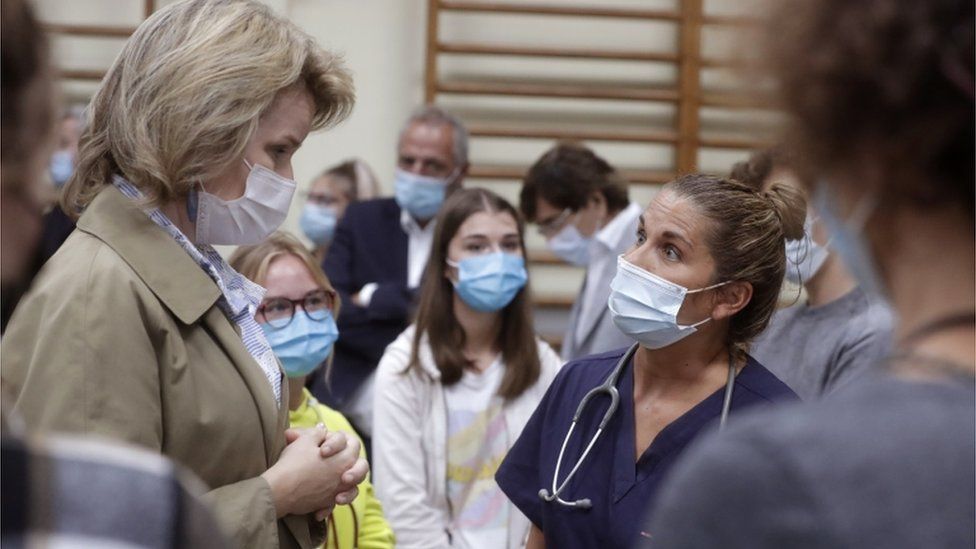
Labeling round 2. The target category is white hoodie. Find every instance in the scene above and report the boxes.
[372,325,563,549]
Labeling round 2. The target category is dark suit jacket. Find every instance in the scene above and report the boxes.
[315,197,414,409]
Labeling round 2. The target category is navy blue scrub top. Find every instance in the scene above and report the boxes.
[496,346,798,548]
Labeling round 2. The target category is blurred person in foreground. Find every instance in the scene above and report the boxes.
[731,149,894,399]
[0,1,228,546]
[231,232,394,549]
[1,1,369,546]
[645,0,974,547]
[300,158,381,261]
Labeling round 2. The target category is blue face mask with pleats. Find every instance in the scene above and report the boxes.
[49,150,74,188]
[394,168,455,220]
[813,182,885,298]
[448,252,528,312]
[300,203,338,246]
[261,311,339,378]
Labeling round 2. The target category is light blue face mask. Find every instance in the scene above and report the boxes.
[261,310,339,378]
[300,203,338,246]
[813,182,885,298]
[448,252,528,312]
[394,168,455,220]
[49,150,74,188]
[784,215,829,286]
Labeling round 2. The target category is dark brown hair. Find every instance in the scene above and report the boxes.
[766,0,974,218]
[1,0,54,196]
[409,188,542,399]
[520,142,630,222]
[729,147,792,192]
[669,174,806,356]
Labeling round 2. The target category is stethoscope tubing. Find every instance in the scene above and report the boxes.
[540,343,737,509]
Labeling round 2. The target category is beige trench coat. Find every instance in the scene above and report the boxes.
[1,185,324,548]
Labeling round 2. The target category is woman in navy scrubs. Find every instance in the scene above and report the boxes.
[496,174,804,548]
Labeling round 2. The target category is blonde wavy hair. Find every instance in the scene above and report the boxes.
[62,0,354,218]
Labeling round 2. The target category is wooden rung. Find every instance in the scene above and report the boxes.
[701,14,763,27]
[58,69,106,81]
[437,79,679,102]
[467,124,678,144]
[437,42,679,63]
[698,134,774,150]
[700,92,776,110]
[44,23,136,38]
[528,251,567,266]
[438,1,681,21]
[468,164,673,185]
[533,295,576,308]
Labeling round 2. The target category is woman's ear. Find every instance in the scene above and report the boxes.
[711,281,753,320]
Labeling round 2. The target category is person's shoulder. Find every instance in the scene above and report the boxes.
[343,197,398,221]
[35,230,145,299]
[376,324,423,378]
[846,288,896,338]
[738,354,800,402]
[553,346,632,393]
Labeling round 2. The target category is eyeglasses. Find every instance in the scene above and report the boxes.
[537,208,574,237]
[305,192,340,207]
[257,289,336,329]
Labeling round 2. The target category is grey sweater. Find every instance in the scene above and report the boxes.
[643,374,975,549]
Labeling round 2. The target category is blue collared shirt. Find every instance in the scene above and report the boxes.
[496,346,798,548]
[111,176,281,403]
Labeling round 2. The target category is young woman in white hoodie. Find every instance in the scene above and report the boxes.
[372,188,563,549]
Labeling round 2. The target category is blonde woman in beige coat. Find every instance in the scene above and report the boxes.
[1,1,367,547]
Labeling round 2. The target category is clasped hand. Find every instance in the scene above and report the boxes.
[262,424,369,520]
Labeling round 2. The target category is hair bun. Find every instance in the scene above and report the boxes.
[762,182,807,241]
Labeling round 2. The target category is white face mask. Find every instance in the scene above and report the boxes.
[608,255,728,350]
[784,215,829,285]
[547,222,592,266]
[192,159,296,245]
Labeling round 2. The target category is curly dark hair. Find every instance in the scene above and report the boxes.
[767,0,974,217]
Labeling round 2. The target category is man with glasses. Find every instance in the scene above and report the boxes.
[318,105,469,439]
[520,142,640,360]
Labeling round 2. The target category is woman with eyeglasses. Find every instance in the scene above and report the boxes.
[231,231,394,549]
[300,158,381,261]
[372,188,563,549]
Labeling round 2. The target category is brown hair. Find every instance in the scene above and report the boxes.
[520,142,630,222]
[229,231,341,378]
[669,174,806,355]
[766,0,974,218]
[729,147,792,192]
[1,0,55,196]
[409,188,542,399]
[62,0,354,218]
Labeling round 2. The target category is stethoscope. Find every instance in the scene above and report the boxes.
[538,343,737,509]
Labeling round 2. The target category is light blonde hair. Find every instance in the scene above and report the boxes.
[229,231,342,380]
[62,0,354,218]
[229,231,340,315]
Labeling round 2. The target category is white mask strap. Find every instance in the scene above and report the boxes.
[685,280,730,295]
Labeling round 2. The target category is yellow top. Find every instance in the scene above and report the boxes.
[289,388,395,549]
